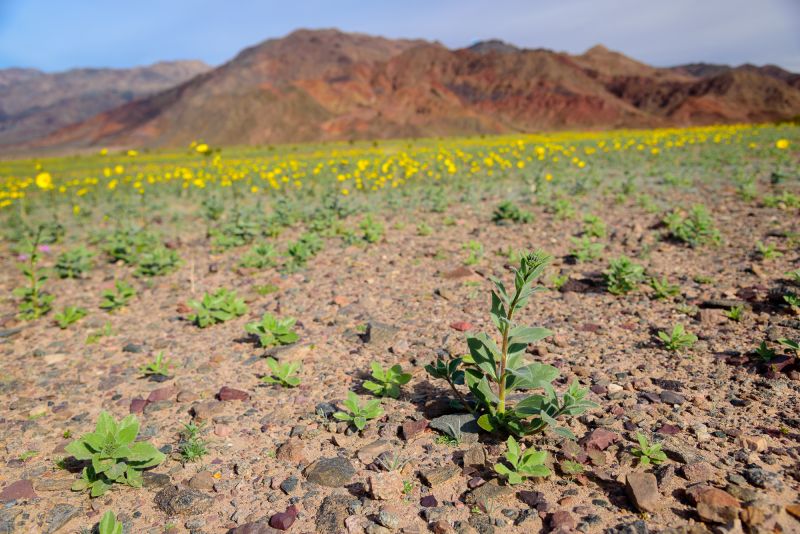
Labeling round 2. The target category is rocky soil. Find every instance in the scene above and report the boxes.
[1,177,799,534]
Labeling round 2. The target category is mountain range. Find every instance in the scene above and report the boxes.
[3,29,799,155]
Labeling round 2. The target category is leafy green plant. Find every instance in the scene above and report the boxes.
[604,256,645,295]
[569,236,603,262]
[363,362,411,398]
[178,422,208,463]
[425,251,596,438]
[779,338,799,354]
[755,241,782,261]
[649,276,680,299]
[416,222,433,236]
[754,341,776,363]
[787,269,800,286]
[55,246,94,278]
[463,240,484,266]
[333,391,384,431]
[631,432,667,466]
[14,226,54,320]
[559,459,585,478]
[245,313,299,347]
[360,215,384,244]
[723,305,745,322]
[86,321,113,345]
[492,201,532,224]
[135,246,181,277]
[98,510,123,534]
[261,357,301,387]
[139,352,172,377]
[286,233,323,270]
[493,436,551,485]
[188,288,248,328]
[239,243,277,269]
[676,303,699,316]
[100,280,136,312]
[763,191,800,210]
[65,411,165,497]
[55,306,87,329]
[658,323,697,352]
[549,273,568,290]
[663,205,721,247]
[103,228,159,264]
[582,214,606,238]
[784,292,800,313]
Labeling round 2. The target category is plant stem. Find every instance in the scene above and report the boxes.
[497,291,520,415]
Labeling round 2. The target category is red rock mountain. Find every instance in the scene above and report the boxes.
[9,29,800,153]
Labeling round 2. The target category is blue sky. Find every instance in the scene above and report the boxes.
[0,0,798,72]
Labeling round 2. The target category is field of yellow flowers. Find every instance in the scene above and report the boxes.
[0,123,798,534]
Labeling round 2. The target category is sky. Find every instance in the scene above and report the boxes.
[0,0,798,72]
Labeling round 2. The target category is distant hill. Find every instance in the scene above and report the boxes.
[0,61,210,146]
[4,29,800,154]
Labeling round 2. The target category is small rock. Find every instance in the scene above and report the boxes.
[377,509,400,530]
[690,486,740,524]
[188,471,215,491]
[218,386,249,401]
[154,486,213,515]
[625,472,660,513]
[305,457,356,487]
[449,321,473,332]
[368,472,404,500]
[357,440,391,464]
[269,505,298,530]
[465,480,514,506]
[130,398,148,414]
[659,390,685,405]
[276,438,307,464]
[401,419,428,441]
[681,462,713,483]
[549,510,575,531]
[420,465,460,487]
[737,435,767,453]
[463,444,487,468]
[0,480,36,503]
[43,503,80,533]
[580,428,619,451]
[316,494,359,532]
[429,414,480,444]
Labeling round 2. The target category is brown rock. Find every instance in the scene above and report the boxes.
[276,438,307,464]
[463,444,487,468]
[401,419,427,441]
[681,462,714,483]
[0,480,37,503]
[192,400,223,421]
[357,439,391,464]
[420,466,460,487]
[188,471,215,491]
[130,398,147,414]
[580,428,619,451]
[218,386,249,401]
[549,510,575,531]
[368,472,404,500]
[269,505,298,530]
[442,266,477,280]
[693,487,740,524]
[625,472,660,513]
[737,435,767,453]
[147,386,177,402]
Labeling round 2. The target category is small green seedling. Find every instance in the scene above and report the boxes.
[631,432,667,466]
[582,214,607,238]
[139,352,173,377]
[178,422,208,463]
[416,222,433,236]
[98,510,123,534]
[658,324,697,352]
[492,201,532,224]
[569,236,603,262]
[86,321,113,345]
[779,338,799,355]
[360,215,384,243]
[261,357,301,387]
[649,277,680,299]
[754,341,776,362]
[493,436,551,485]
[363,362,411,398]
[134,246,181,277]
[463,240,484,266]
[663,205,721,247]
[559,459,586,478]
[239,243,277,269]
[787,269,800,285]
[755,241,782,261]
[605,256,645,295]
[245,313,299,347]
[100,280,136,312]
[55,246,94,279]
[66,411,164,497]
[333,391,384,431]
[188,288,248,328]
[55,306,87,329]
[784,292,800,313]
[723,305,745,322]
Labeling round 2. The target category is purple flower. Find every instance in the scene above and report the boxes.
[38,245,51,253]
[17,254,29,261]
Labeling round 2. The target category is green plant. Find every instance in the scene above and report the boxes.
[784,292,800,313]
[416,222,433,236]
[103,228,159,264]
[14,226,54,320]
[604,256,645,295]
[98,510,123,534]
[254,283,279,296]
[755,241,782,261]
[55,306,87,329]
[139,352,173,377]
[754,341,776,362]
[779,338,799,354]
[492,200,532,224]
[135,246,181,277]
[261,357,301,387]
[363,362,411,398]
[86,321,113,345]
[286,233,323,270]
[649,276,680,299]
[549,273,568,290]
[463,240,484,266]
[178,422,208,463]
[65,411,165,497]
[493,436,551,485]
[763,191,800,210]
[425,251,596,438]
[676,303,699,316]
[333,391,384,431]
[663,205,721,247]
[582,214,606,238]
[55,246,94,278]
[100,280,136,312]
[245,313,299,347]
[360,215,384,244]
[569,236,603,262]
[631,432,667,466]
[787,269,800,285]
[239,243,277,269]
[188,288,248,328]
[723,305,745,322]
[559,459,585,478]
[658,323,697,352]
